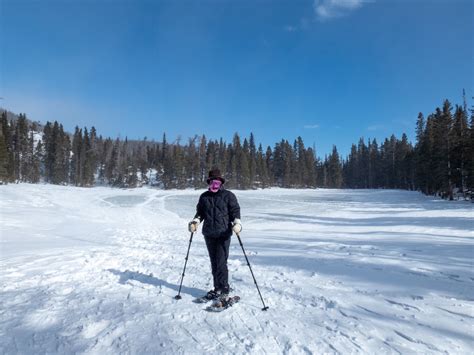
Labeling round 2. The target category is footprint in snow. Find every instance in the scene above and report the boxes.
[81,320,111,339]
[310,296,337,310]
[55,286,74,296]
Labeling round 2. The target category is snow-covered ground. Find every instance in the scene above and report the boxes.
[1,184,473,354]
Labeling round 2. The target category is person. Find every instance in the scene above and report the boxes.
[188,168,242,301]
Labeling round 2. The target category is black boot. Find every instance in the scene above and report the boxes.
[204,289,219,301]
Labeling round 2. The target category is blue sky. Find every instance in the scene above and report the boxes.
[1,0,472,157]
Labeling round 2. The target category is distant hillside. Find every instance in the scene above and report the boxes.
[0,108,45,132]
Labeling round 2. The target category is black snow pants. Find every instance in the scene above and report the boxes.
[204,236,231,292]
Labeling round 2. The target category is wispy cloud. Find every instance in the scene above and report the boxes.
[392,118,413,129]
[283,17,310,32]
[304,124,320,129]
[367,124,384,131]
[285,1,371,32]
[313,0,370,20]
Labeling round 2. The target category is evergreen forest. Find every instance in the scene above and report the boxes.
[1,98,473,200]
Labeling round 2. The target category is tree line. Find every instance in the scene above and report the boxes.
[341,98,473,199]
[0,97,473,199]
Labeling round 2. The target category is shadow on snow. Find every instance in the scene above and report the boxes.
[107,268,205,298]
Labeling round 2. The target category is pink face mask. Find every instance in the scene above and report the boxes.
[209,179,222,193]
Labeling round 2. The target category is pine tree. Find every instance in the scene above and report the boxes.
[344,144,358,188]
[265,146,273,186]
[173,138,186,188]
[42,122,54,183]
[116,137,129,187]
[368,139,379,188]
[145,144,157,184]
[14,114,30,181]
[467,102,474,192]
[255,143,267,187]
[381,136,397,188]
[425,114,437,194]
[28,133,41,183]
[105,139,119,185]
[125,142,138,188]
[161,133,174,188]
[228,133,241,188]
[249,133,257,186]
[136,138,149,185]
[206,140,219,184]
[272,141,283,186]
[415,112,429,193]
[398,134,413,189]
[304,146,317,188]
[295,137,306,187]
[82,127,95,186]
[358,138,369,188]
[1,112,14,182]
[317,156,328,187]
[272,139,293,187]
[327,145,343,188]
[217,138,227,175]
[51,123,70,185]
[240,138,251,189]
[70,127,82,185]
[430,101,454,198]
[89,126,98,179]
[283,140,293,187]
[199,135,207,185]
[450,105,469,194]
[0,129,8,183]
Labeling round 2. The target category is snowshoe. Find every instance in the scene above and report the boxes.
[206,295,240,312]
[193,289,220,304]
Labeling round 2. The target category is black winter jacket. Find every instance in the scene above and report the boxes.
[194,188,241,238]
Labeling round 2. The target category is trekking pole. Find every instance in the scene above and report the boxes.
[236,233,269,311]
[175,232,194,300]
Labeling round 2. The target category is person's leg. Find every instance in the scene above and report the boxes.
[214,237,231,293]
[204,236,219,289]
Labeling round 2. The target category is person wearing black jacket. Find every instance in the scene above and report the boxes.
[188,168,242,301]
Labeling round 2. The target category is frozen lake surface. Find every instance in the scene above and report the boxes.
[1,184,473,354]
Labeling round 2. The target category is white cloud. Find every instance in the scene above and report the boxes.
[313,0,369,20]
[304,124,320,129]
[285,0,371,31]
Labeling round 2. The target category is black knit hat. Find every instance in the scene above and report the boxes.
[207,168,225,184]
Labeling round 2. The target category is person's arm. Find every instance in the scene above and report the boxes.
[194,194,204,222]
[228,192,241,221]
[189,195,204,232]
[228,192,242,234]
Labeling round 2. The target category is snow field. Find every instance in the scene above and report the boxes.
[1,184,473,354]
